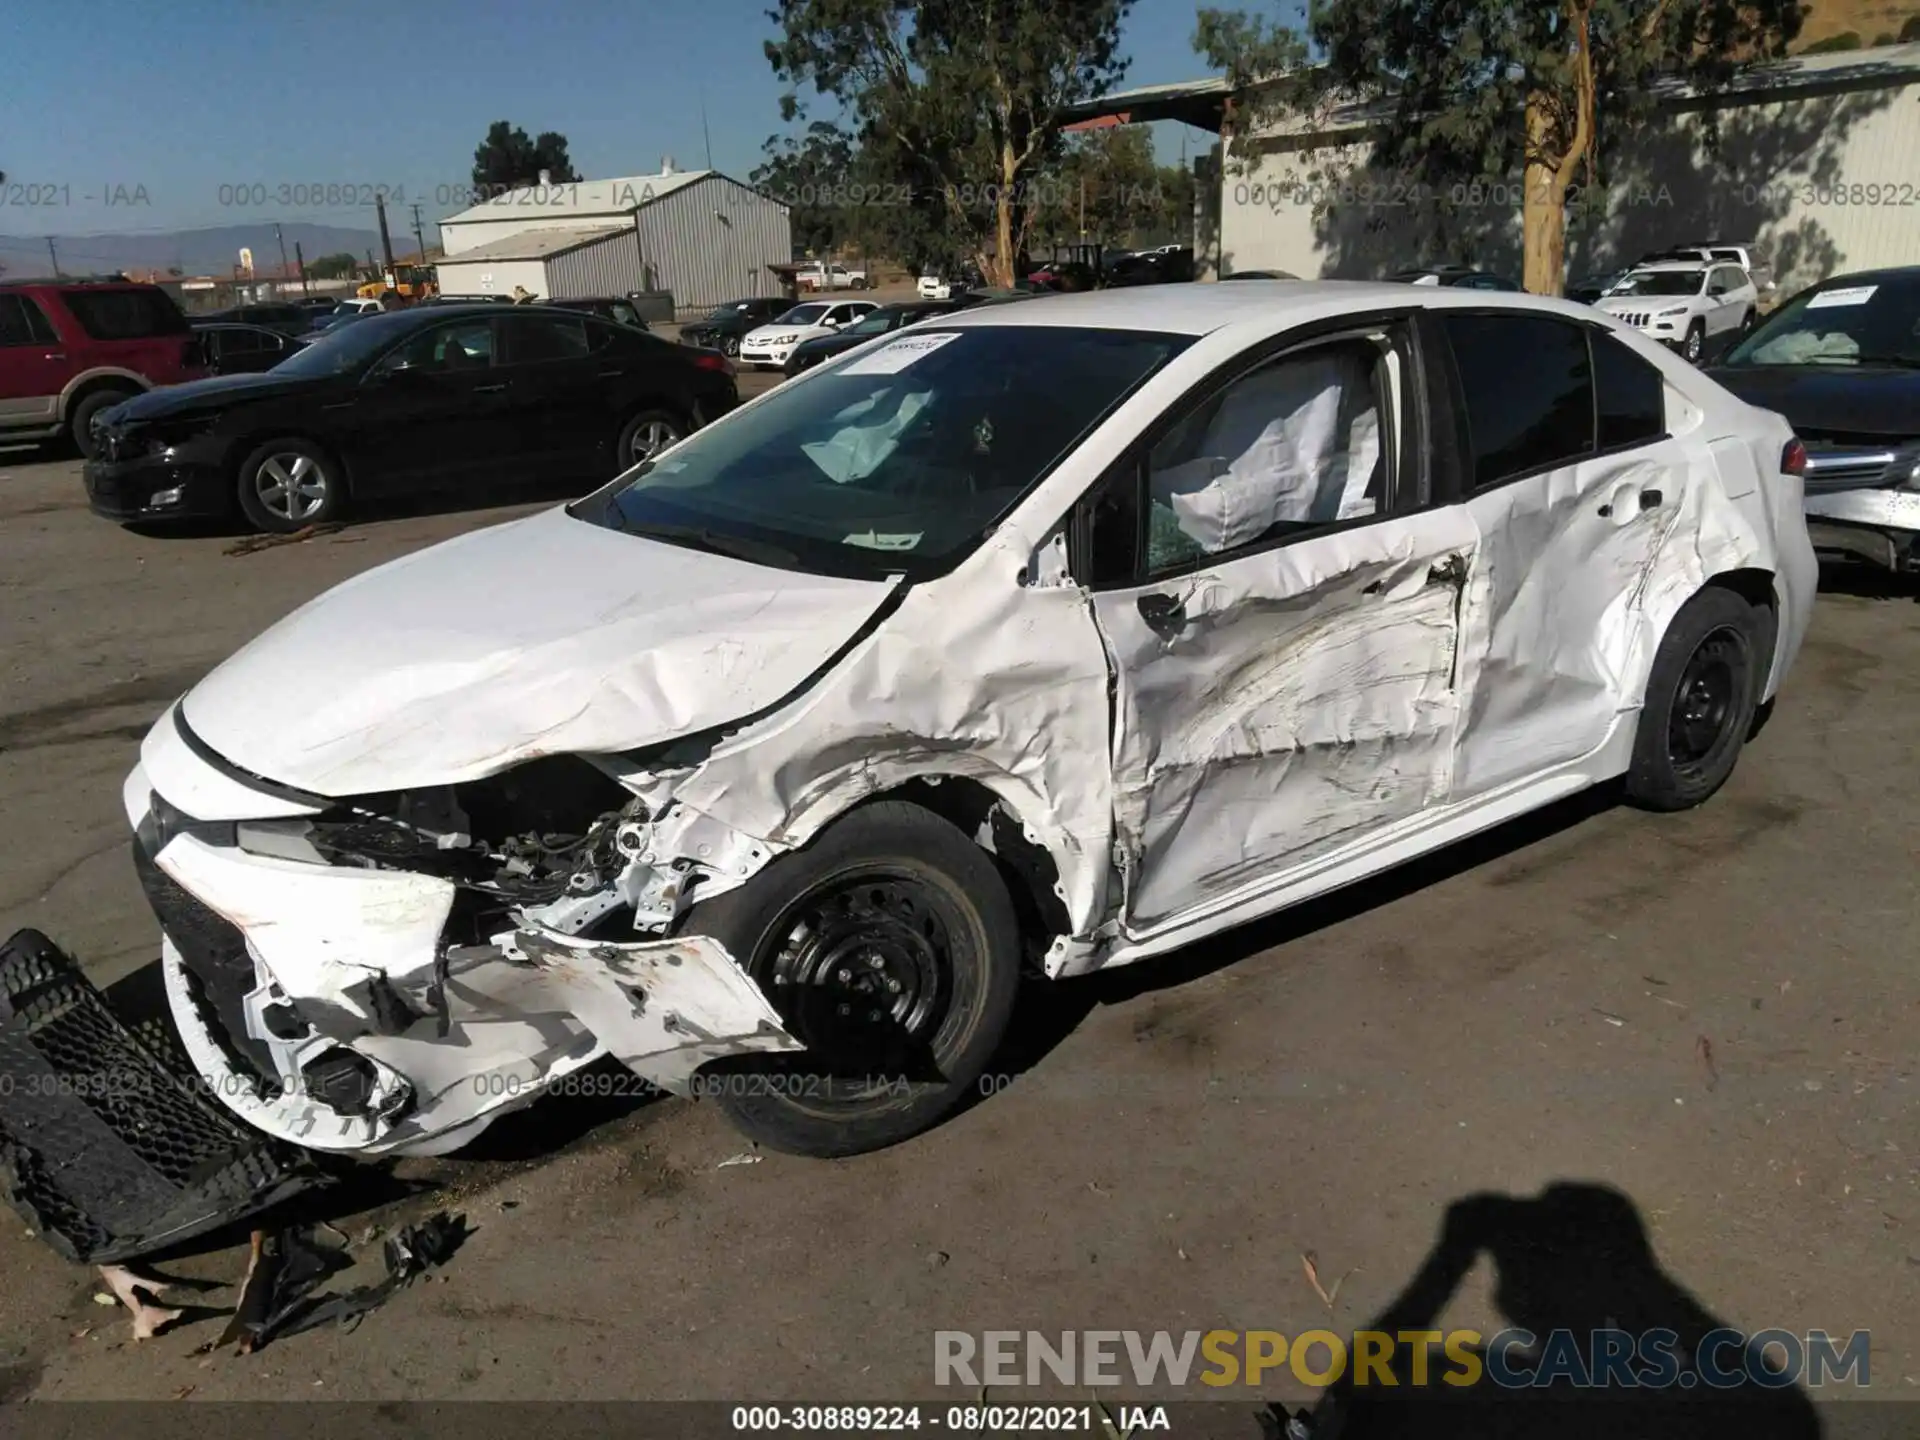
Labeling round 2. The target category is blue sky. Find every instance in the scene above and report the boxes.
[1,0,1303,248]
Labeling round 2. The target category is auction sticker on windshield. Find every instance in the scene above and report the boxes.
[840,330,963,374]
[1807,285,1877,309]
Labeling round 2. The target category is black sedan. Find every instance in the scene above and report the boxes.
[85,303,738,535]
[678,297,792,357]
[1707,266,1920,571]
[781,299,980,377]
[190,322,310,376]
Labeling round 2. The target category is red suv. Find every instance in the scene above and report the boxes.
[0,278,207,457]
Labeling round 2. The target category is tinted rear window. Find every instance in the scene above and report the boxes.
[1592,332,1665,449]
[59,288,189,340]
[1442,313,1596,489]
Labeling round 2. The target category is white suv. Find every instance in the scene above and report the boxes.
[1598,261,1758,363]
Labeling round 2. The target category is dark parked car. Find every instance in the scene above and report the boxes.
[1389,265,1520,290]
[190,322,310,375]
[679,297,792,356]
[0,277,208,456]
[199,302,313,336]
[1567,269,1629,304]
[542,296,650,330]
[1221,269,1300,281]
[1105,248,1195,287]
[84,303,739,534]
[1707,266,1920,572]
[781,298,981,377]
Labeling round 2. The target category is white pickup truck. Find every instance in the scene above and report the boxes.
[798,261,869,291]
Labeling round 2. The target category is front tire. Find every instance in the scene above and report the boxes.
[1626,587,1763,812]
[235,438,342,533]
[683,802,1021,1158]
[1683,321,1705,364]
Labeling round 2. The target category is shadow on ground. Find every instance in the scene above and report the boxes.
[1263,1181,1824,1439]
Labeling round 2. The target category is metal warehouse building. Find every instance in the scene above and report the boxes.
[1064,41,1920,293]
[435,166,792,315]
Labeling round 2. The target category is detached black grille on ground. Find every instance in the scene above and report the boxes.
[0,928,323,1264]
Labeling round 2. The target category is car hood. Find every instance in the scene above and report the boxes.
[178,505,901,797]
[1596,294,1694,315]
[111,370,324,423]
[1704,364,1920,441]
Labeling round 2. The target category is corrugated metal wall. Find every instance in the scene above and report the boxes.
[633,176,793,314]
[543,232,647,298]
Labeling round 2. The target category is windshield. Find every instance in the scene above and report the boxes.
[1610,270,1704,298]
[1723,278,1920,367]
[774,303,831,326]
[572,324,1192,581]
[845,311,900,337]
[268,310,425,377]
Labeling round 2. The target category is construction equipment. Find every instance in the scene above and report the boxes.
[355,262,438,302]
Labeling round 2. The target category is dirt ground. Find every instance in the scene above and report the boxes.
[0,423,1915,1420]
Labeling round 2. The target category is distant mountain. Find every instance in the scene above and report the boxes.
[0,223,398,279]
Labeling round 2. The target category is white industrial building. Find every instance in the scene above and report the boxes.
[1064,42,1920,292]
[435,165,792,315]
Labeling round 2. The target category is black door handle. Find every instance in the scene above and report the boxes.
[1137,592,1186,635]
[1640,488,1663,509]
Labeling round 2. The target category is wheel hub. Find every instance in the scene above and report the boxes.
[1668,631,1739,768]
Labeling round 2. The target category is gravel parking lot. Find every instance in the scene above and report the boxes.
[1,428,1915,1416]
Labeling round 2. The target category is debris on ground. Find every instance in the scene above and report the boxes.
[1301,1251,1354,1311]
[95,1264,185,1340]
[199,1211,470,1355]
[1593,1008,1628,1027]
[1697,1034,1720,1091]
[717,1152,762,1169]
[222,523,346,557]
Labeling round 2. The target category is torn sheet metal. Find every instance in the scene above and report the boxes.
[0,928,323,1264]
[175,505,903,795]
[1088,510,1475,929]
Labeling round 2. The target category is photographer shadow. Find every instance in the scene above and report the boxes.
[1283,1183,1824,1440]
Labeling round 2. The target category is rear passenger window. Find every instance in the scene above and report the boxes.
[0,295,56,345]
[61,288,189,340]
[1442,314,1595,489]
[1592,331,1665,449]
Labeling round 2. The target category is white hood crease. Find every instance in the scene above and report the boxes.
[179,505,901,795]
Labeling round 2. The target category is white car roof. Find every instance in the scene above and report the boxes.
[1625,261,1715,274]
[923,280,1615,338]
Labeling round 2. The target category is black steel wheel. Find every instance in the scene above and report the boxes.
[683,802,1021,1157]
[1627,587,1764,812]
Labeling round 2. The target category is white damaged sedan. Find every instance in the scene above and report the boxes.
[127,283,1815,1161]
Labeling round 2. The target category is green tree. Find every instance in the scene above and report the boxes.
[763,0,1133,286]
[751,120,859,253]
[305,252,360,281]
[471,121,580,193]
[1198,0,1806,295]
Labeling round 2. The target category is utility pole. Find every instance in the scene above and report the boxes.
[701,87,715,170]
[294,240,310,295]
[375,193,396,273]
[46,236,60,277]
[273,223,292,295]
[409,203,427,263]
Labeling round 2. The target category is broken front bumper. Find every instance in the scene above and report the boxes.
[122,734,800,1158]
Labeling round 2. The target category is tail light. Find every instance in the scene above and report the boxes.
[1780,438,1807,477]
[690,350,734,377]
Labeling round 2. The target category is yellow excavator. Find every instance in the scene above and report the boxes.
[356,262,438,301]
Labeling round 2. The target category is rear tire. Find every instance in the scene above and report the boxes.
[69,388,137,459]
[1626,587,1762,812]
[684,802,1021,1158]
[617,407,687,469]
